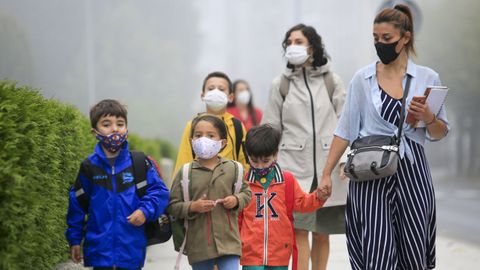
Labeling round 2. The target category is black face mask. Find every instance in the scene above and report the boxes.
[375,39,401,65]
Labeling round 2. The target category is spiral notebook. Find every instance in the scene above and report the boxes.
[408,85,449,128]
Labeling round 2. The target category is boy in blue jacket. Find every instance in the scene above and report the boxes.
[65,99,169,270]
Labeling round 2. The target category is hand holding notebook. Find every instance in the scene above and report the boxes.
[406,86,449,127]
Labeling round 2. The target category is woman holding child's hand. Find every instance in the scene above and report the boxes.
[321,5,449,269]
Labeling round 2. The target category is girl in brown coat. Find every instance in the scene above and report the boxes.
[168,114,252,270]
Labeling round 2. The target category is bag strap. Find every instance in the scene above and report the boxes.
[279,74,290,101]
[324,71,335,102]
[175,163,192,270]
[231,117,243,160]
[396,75,412,145]
[284,173,298,270]
[284,174,294,221]
[131,151,148,198]
[232,161,244,194]
[180,163,191,203]
[280,72,335,102]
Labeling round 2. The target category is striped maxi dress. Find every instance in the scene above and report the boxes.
[345,86,436,270]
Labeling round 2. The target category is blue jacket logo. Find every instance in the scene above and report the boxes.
[92,175,108,181]
[122,172,134,184]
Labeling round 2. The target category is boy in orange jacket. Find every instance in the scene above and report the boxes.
[239,124,328,270]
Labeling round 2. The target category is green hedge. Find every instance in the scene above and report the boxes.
[128,134,176,162]
[0,81,96,269]
[0,81,175,269]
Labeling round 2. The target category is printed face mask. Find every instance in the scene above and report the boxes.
[95,131,128,153]
[203,89,229,112]
[285,45,310,65]
[192,136,223,159]
[375,39,402,65]
[250,161,276,177]
[236,91,251,105]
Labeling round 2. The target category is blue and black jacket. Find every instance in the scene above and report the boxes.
[65,142,169,269]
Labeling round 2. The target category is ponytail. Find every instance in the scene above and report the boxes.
[375,4,416,56]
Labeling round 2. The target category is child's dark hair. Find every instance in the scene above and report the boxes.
[190,114,228,140]
[89,99,128,128]
[202,71,233,94]
[245,124,281,157]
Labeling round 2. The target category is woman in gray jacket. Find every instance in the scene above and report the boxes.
[262,24,346,270]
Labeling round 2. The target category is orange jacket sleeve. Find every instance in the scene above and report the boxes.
[288,172,325,213]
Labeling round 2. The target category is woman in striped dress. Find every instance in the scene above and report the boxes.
[318,4,450,270]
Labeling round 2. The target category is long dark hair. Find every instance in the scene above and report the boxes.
[282,23,329,69]
[228,80,258,126]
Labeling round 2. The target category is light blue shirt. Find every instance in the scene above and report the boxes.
[334,60,450,163]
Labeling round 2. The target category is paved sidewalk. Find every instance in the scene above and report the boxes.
[56,234,480,269]
[141,234,480,270]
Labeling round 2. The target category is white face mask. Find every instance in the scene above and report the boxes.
[203,89,229,112]
[285,45,310,65]
[236,91,251,105]
[192,136,222,159]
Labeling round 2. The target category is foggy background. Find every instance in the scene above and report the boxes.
[1,0,479,248]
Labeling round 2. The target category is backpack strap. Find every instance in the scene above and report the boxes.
[180,163,191,203]
[148,155,164,179]
[175,163,192,270]
[280,72,335,102]
[130,151,149,198]
[279,74,290,101]
[74,152,158,212]
[284,172,298,270]
[324,71,335,102]
[231,117,243,161]
[232,161,244,194]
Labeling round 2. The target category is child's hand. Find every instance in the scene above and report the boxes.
[127,209,146,226]
[190,194,215,213]
[316,187,329,201]
[70,245,82,263]
[223,195,238,209]
[317,174,332,201]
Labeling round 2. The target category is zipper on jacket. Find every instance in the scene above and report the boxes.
[112,165,117,267]
[263,189,268,265]
[302,67,319,192]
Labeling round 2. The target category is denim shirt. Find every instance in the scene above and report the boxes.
[334,60,450,163]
